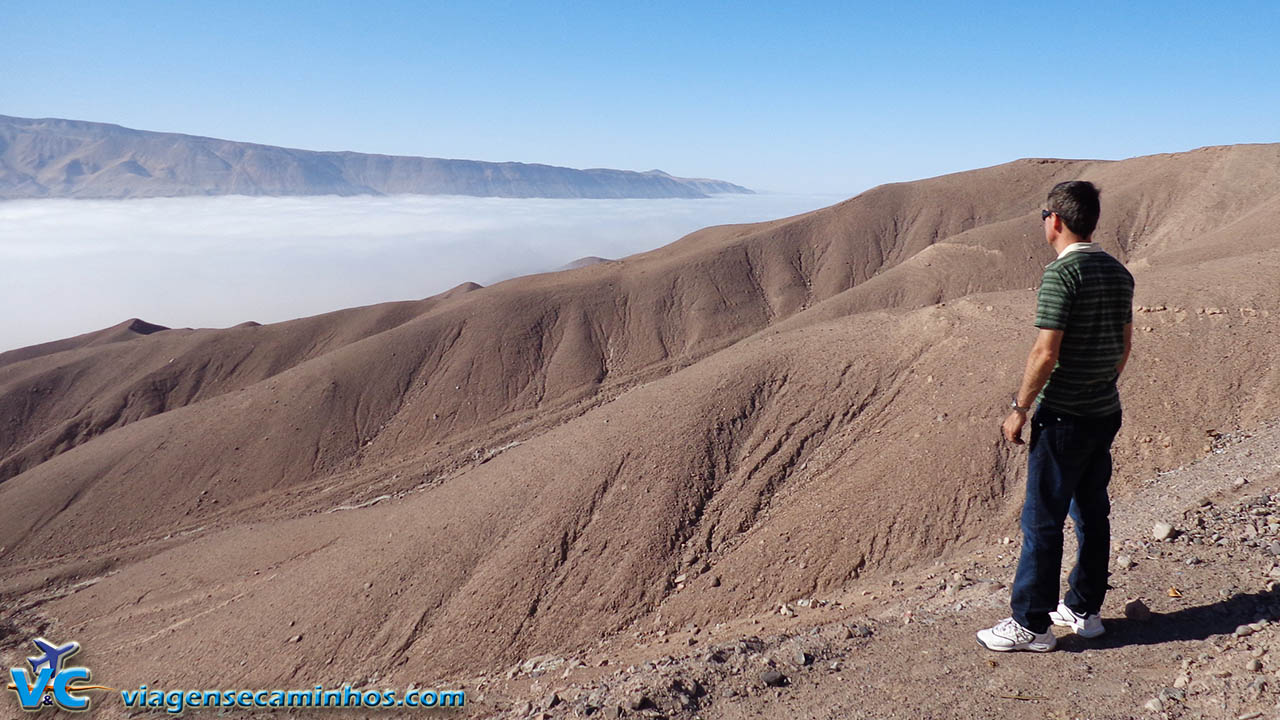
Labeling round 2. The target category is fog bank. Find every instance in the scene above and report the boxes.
[1,193,841,352]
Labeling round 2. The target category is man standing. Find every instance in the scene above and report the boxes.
[977,180,1134,652]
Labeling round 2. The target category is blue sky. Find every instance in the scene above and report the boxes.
[4,1,1278,194]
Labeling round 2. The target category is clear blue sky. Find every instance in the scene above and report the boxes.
[4,1,1278,194]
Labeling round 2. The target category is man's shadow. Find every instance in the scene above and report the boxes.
[1056,586,1280,651]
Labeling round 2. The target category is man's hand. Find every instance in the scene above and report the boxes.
[1002,410,1027,445]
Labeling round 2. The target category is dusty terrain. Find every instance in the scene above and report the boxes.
[469,420,1280,720]
[1,144,1278,718]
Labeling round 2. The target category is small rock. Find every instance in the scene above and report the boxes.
[1124,599,1152,621]
[792,650,812,667]
[289,634,302,643]
[1115,554,1134,570]
[1143,697,1162,712]
[1153,522,1175,541]
[1173,674,1190,689]
[846,623,872,639]
[1247,658,1262,672]
[670,678,702,699]
[760,669,787,687]
[1236,624,1257,637]
[1247,677,1268,697]
[1158,687,1185,703]
[624,691,649,710]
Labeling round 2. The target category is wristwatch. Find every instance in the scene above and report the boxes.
[1010,397,1031,413]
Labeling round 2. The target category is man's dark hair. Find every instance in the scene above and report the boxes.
[1047,181,1101,238]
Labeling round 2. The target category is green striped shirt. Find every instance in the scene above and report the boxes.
[1034,244,1135,416]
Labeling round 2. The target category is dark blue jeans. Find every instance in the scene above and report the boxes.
[1011,406,1123,633]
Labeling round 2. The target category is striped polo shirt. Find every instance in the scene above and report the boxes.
[1035,242,1135,416]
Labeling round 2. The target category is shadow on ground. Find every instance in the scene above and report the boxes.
[1057,587,1280,652]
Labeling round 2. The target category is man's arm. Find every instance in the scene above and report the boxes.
[1116,322,1133,377]
[1002,328,1064,444]
[1013,328,1064,409]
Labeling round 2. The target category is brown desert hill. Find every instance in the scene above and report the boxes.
[559,256,614,270]
[0,156,1081,561]
[0,281,484,484]
[0,157,1070,508]
[0,317,168,369]
[0,145,1278,712]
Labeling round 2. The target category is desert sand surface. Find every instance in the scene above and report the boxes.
[2,144,1278,719]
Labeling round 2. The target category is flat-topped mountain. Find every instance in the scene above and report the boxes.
[0,115,753,199]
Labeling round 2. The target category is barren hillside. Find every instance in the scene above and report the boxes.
[1,145,1277,718]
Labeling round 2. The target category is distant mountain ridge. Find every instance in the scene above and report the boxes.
[0,114,753,199]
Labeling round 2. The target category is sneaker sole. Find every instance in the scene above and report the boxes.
[975,636,1056,653]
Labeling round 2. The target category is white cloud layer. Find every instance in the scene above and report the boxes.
[0,193,842,352]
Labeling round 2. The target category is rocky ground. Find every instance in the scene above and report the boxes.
[9,420,1277,720]
[445,419,1280,720]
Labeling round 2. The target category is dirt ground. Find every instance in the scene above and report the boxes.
[470,419,1280,720]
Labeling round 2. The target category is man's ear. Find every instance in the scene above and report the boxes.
[1047,213,1063,241]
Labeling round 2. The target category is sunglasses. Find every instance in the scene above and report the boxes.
[1041,209,1055,220]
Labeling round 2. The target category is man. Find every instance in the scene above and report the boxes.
[976,180,1134,652]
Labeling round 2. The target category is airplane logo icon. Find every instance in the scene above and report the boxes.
[27,639,80,676]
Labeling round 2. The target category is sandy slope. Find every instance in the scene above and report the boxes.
[1,144,1278,719]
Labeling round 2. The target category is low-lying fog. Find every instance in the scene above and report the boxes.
[1,192,842,352]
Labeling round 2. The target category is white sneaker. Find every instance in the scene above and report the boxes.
[976,617,1056,652]
[1049,601,1105,638]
